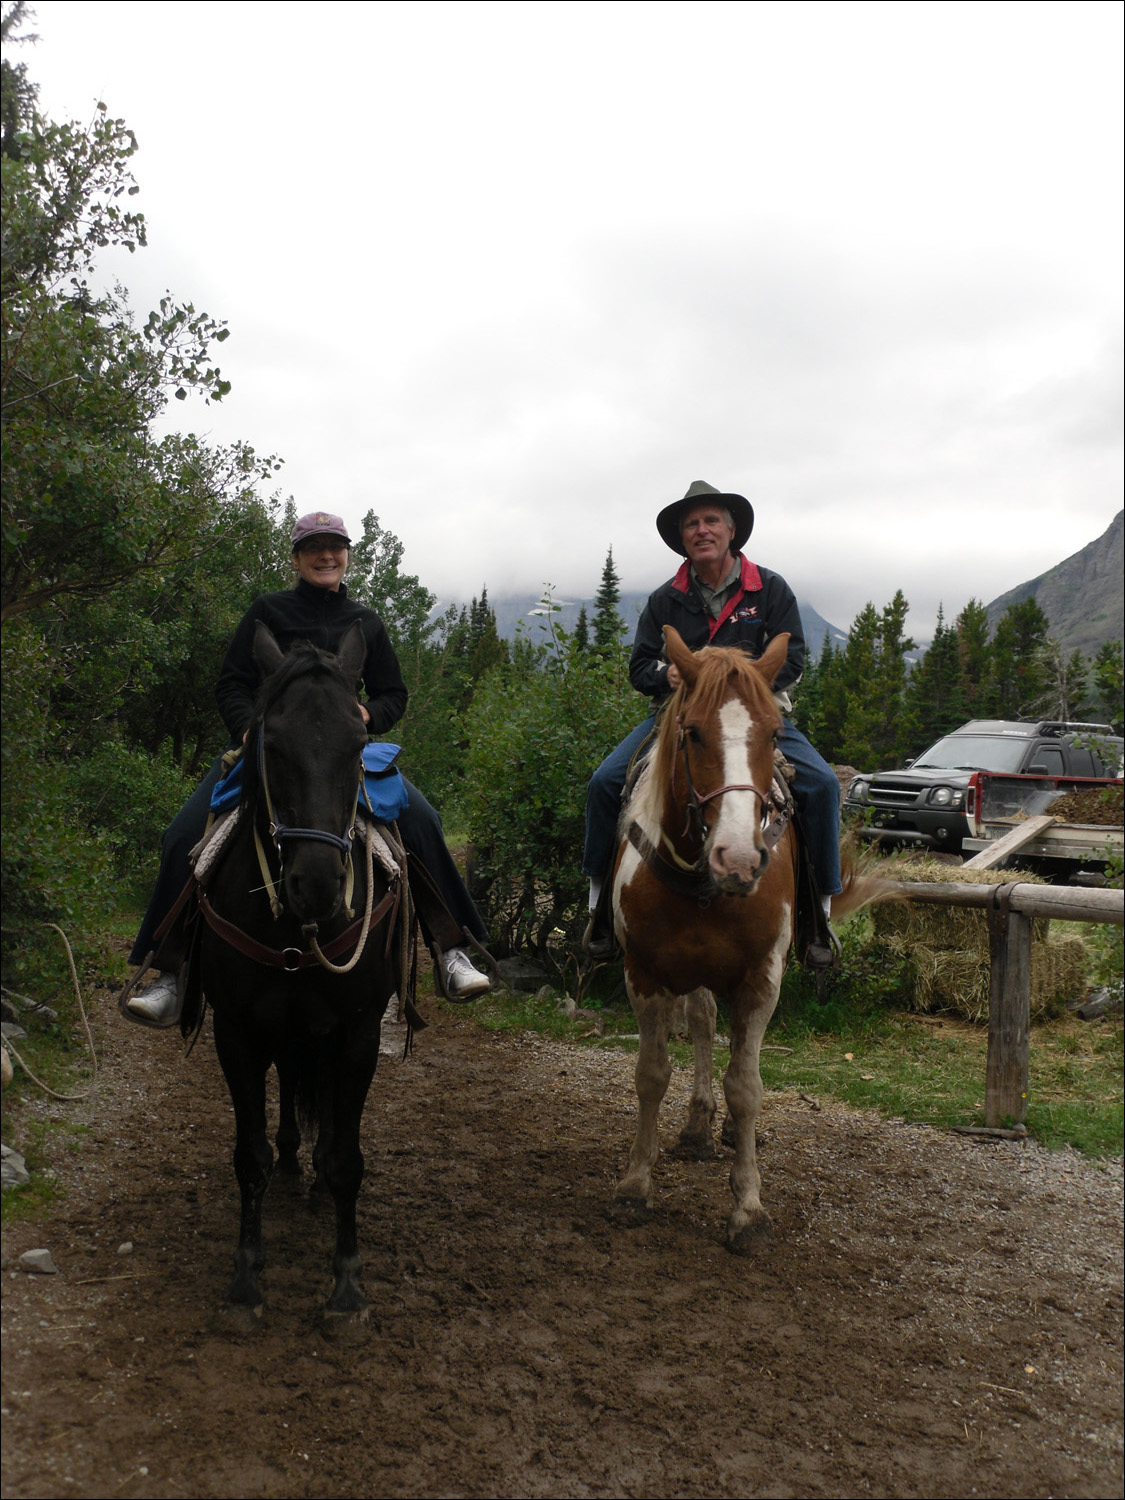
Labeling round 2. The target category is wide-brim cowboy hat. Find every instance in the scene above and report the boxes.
[656,480,754,556]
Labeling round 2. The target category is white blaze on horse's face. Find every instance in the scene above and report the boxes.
[707,698,769,893]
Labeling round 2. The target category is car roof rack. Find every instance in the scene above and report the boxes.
[1036,721,1116,737]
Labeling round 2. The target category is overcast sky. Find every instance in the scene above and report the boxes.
[18,0,1124,633]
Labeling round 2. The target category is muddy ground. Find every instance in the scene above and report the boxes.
[1,991,1122,1500]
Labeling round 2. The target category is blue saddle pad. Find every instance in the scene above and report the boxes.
[208,743,408,822]
[362,742,409,822]
[210,758,244,813]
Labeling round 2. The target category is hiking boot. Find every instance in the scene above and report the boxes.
[439,947,491,1001]
[582,913,618,962]
[804,924,842,970]
[126,971,183,1029]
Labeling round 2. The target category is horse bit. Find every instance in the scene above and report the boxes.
[675,713,776,848]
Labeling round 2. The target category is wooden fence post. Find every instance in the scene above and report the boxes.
[985,887,1032,1127]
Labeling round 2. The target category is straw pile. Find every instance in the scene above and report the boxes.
[871,860,1089,1022]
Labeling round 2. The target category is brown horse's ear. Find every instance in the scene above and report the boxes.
[753,632,790,689]
[663,625,700,687]
[253,621,285,676]
[337,619,368,685]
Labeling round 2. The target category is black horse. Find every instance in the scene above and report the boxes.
[193,620,402,1315]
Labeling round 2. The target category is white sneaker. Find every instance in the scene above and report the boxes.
[439,947,491,1001]
[126,971,183,1028]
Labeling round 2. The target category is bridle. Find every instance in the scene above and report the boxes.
[256,716,360,860]
[675,712,774,848]
[625,707,791,906]
[250,712,365,942]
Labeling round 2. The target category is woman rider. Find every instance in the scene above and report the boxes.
[126,511,491,1022]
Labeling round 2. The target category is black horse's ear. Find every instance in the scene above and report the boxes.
[337,620,368,685]
[253,621,285,676]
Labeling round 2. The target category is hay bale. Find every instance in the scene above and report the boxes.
[877,932,1088,1022]
[870,861,1085,1021]
[872,862,1049,956]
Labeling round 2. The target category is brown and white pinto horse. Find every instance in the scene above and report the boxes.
[611,624,802,1253]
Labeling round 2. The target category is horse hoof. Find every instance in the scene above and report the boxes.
[273,1159,303,1193]
[607,1194,652,1227]
[727,1212,773,1257]
[215,1300,264,1333]
[321,1304,370,1340]
[669,1131,716,1161]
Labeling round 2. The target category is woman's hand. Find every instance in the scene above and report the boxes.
[666,662,683,690]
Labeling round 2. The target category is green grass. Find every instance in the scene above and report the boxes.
[1,906,126,1224]
[1,1115,91,1224]
[446,956,1123,1159]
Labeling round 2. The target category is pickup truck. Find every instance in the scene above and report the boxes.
[960,773,1123,875]
[843,719,1123,855]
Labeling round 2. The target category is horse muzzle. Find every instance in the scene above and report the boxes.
[283,844,350,926]
[708,841,770,895]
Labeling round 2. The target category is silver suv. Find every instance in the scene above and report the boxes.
[844,720,1123,854]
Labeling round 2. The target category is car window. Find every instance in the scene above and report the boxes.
[1067,746,1095,777]
[1027,745,1065,775]
[913,735,1031,772]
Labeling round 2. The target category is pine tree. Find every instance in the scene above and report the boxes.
[1030,640,1088,722]
[573,604,590,653]
[987,598,1050,718]
[954,599,991,719]
[466,587,508,681]
[1090,641,1124,734]
[591,548,626,657]
[902,606,965,754]
[835,604,882,767]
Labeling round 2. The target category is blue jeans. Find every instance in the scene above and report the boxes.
[583,716,842,897]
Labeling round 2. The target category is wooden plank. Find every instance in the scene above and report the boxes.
[962,814,1057,870]
[882,881,1124,925]
[985,906,1032,1127]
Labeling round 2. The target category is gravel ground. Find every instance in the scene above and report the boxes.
[2,992,1122,1499]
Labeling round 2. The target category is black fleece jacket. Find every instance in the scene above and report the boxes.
[629,554,805,704]
[215,578,408,743]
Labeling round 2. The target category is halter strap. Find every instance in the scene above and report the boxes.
[253,713,363,919]
[676,714,774,843]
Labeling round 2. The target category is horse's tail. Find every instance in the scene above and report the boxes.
[829,834,899,920]
[291,1040,324,1139]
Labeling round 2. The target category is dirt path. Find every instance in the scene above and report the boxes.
[2,996,1122,1499]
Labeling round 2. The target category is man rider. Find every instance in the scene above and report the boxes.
[582,480,841,965]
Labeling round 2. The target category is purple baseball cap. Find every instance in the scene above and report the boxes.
[291,511,352,548]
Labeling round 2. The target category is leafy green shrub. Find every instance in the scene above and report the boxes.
[774,915,911,1035]
[1,623,123,994]
[463,620,638,967]
[60,736,193,880]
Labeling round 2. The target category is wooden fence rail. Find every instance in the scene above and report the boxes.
[883,880,1124,1128]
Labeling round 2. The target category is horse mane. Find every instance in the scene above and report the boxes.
[650,644,782,790]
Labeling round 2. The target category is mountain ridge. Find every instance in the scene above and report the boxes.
[983,510,1123,659]
[445,512,1122,663]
